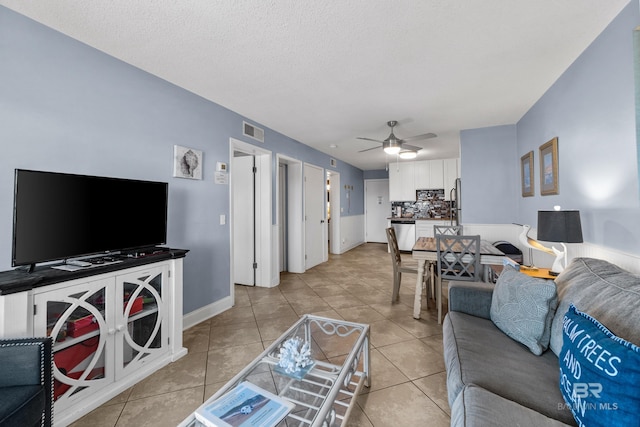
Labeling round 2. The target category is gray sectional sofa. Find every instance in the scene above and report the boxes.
[443,257,640,427]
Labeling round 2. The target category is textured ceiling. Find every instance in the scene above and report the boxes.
[0,0,631,170]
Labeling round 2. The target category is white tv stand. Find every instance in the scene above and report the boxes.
[0,249,188,426]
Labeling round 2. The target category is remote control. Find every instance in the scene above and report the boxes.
[67,260,92,267]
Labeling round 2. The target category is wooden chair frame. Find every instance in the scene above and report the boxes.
[386,227,428,303]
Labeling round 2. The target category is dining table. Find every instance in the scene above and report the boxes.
[411,236,505,324]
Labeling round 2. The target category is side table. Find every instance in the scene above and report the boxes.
[519,267,557,279]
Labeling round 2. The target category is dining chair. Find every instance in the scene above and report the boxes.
[435,234,482,323]
[433,224,463,236]
[386,227,428,303]
[428,225,464,300]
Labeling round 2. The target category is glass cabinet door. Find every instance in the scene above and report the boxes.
[115,265,168,379]
[33,278,115,408]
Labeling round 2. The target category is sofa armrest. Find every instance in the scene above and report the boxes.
[448,281,495,319]
[0,337,53,426]
[0,338,52,387]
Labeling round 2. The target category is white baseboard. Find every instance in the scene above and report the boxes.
[338,240,365,254]
[183,295,233,330]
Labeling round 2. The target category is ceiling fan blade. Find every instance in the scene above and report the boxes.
[357,137,385,143]
[402,132,437,143]
[402,144,423,151]
[358,146,381,153]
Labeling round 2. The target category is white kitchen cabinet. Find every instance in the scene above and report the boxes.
[429,160,444,189]
[389,161,416,201]
[390,158,459,201]
[414,160,430,189]
[415,160,444,190]
[414,160,446,191]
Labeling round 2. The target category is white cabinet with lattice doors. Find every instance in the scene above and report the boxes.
[32,263,172,423]
[33,277,114,411]
[115,266,168,378]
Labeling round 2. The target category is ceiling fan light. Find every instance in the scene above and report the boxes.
[384,145,401,155]
[399,151,417,159]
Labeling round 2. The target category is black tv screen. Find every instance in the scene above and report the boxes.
[12,169,168,267]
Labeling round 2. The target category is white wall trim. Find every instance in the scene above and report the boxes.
[183,295,233,330]
[338,214,366,254]
[270,224,280,287]
[328,171,341,255]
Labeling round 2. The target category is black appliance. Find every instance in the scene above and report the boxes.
[12,169,168,270]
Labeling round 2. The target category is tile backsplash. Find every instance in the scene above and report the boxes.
[391,188,455,219]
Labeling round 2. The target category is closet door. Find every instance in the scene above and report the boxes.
[233,153,255,285]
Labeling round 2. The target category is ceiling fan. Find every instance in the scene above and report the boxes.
[357,120,437,157]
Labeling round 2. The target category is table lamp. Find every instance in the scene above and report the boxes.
[537,208,583,275]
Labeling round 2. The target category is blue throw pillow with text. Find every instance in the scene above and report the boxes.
[559,304,640,427]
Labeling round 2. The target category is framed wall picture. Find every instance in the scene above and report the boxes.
[173,145,203,180]
[520,151,534,197]
[539,137,559,195]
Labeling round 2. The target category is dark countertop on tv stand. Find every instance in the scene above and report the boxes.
[0,248,189,296]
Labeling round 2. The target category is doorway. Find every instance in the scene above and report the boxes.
[365,179,390,243]
[327,170,340,255]
[276,155,304,274]
[230,138,272,293]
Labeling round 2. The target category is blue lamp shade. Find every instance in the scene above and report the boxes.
[537,210,583,243]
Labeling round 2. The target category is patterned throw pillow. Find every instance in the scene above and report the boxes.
[490,266,558,355]
[559,304,640,427]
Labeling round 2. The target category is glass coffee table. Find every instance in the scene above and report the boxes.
[179,315,370,427]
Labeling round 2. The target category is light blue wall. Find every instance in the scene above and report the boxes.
[460,125,518,224]
[461,1,640,255]
[0,7,364,314]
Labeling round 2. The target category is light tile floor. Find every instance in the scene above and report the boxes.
[70,243,450,427]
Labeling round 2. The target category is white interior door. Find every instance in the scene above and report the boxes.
[278,155,304,274]
[230,138,272,290]
[365,179,390,243]
[279,164,287,272]
[233,153,255,285]
[304,163,325,269]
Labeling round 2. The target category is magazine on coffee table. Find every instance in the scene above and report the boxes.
[195,381,295,427]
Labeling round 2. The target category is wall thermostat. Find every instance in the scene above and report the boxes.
[216,162,227,172]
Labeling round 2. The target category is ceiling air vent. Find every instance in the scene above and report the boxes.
[243,121,264,142]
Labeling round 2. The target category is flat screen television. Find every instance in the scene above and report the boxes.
[12,169,168,269]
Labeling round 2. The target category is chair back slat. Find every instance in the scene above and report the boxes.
[436,234,481,282]
[433,225,463,236]
[386,227,402,266]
